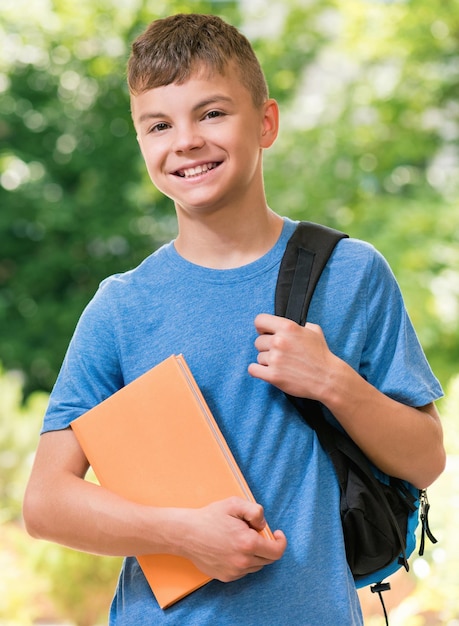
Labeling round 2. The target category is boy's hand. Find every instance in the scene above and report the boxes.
[248,313,338,400]
[181,497,287,583]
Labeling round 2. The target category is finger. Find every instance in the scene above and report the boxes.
[253,313,287,335]
[254,530,288,561]
[255,352,269,367]
[241,505,266,532]
[224,497,265,530]
[228,558,270,579]
[253,333,273,353]
[247,362,267,380]
[229,498,265,530]
[253,342,273,367]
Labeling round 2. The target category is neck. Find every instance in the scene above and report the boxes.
[174,207,284,269]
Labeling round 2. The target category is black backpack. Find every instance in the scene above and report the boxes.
[275,221,437,623]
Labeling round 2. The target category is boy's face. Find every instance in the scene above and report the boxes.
[131,63,278,218]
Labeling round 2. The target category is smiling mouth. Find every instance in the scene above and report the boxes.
[174,162,220,179]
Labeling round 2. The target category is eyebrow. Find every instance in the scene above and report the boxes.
[137,94,235,125]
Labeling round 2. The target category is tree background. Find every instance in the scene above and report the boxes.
[0,0,458,624]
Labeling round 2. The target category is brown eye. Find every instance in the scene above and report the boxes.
[205,110,224,120]
[151,122,170,133]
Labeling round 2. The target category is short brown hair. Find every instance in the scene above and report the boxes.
[127,13,269,107]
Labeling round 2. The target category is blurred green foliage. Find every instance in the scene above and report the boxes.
[0,367,122,625]
[261,0,459,388]
[0,368,46,524]
[0,0,458,623]
[1,0,458,395]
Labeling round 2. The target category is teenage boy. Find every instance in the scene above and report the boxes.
[24,13,445,625]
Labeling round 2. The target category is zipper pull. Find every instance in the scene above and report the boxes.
[419,489,438,556]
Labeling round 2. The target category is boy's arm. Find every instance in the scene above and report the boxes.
[23,428,286,581]
[249,314,446,489]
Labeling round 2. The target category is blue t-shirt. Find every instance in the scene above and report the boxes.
[42,218,442,625]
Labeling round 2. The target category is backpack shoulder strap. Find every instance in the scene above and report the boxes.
[274,221,348,432]
[275,221,348,326]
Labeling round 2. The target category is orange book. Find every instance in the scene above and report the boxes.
[70,354,273,609]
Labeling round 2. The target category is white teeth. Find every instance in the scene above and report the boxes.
[180,163,217,178]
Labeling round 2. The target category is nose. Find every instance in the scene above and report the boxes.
[172,123,205,153]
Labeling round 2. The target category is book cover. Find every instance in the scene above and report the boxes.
[70,354,272,608]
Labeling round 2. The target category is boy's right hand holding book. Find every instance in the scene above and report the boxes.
[170,496,287,582]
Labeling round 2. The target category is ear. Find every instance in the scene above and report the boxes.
[260,99,279,148]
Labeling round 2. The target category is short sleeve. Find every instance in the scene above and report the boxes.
[41,278,124,433]
[359,248,443,406]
